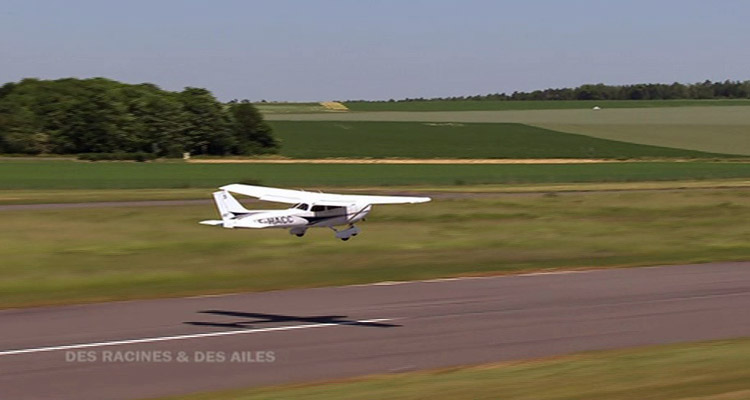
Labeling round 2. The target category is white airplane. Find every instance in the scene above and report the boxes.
[200,184,431,241]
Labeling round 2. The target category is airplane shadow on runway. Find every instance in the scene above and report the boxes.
[184,310,401,329]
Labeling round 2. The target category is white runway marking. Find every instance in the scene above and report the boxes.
[357,270,595,287]
[518,270,589,277]
[0,318,395,357]
[420,276,489,283]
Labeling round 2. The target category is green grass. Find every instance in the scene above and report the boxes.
[343,99,750,112]
[270,121,730,159]
[155,337,750,400]
[2,160,750,190]
[1,188,748,308]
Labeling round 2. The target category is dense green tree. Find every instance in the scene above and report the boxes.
[177,87,235,155]
[228,101,279,154]
[0,78,278,156]
[372,80,750,103]
[0,103,46,153]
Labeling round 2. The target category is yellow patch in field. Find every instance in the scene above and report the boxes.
[320,101,349,111]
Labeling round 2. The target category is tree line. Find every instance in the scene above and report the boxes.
[373,80,750,102]
[0,78,278,156]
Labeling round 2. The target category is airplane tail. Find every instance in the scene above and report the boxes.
[213,190,250,221]
[200,190,253,228]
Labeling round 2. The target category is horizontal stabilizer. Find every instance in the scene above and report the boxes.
[199,220,224,226]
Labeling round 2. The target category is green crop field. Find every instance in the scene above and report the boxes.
[158,338,750,400]
[1,188,748,308]
[537,121,750,157]
[269,121,730,159]
[266,106,750,156]
[2,160,750,190]
[253,103,333,114]
[343,99,750,112]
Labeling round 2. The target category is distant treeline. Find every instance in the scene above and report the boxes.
[366,80,750,102]
[0,78,278,156]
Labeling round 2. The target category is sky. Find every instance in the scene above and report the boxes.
[1,0,749,101]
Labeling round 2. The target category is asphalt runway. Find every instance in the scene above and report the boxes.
[0,186,742,212]
[1,262,749,400]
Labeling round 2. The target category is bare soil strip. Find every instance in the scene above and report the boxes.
[188,158,620,164]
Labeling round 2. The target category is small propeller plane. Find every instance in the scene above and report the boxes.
[200,184,431,241]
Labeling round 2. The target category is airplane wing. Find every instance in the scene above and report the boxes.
[339,194,431,205]
[220,184,430,205]
[220,184,319,204]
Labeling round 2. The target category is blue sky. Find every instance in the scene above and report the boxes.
[1,0,748,101]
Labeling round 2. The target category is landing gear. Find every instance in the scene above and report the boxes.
[289,227,307,237]
[331,225,360,241]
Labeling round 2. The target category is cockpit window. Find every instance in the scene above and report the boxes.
[311,205,326,212]
[295,203,309,211]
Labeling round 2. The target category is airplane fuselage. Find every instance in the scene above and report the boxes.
[225,203,371,238]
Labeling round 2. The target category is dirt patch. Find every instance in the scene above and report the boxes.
[320,101,349,111]
[188,158,620,165]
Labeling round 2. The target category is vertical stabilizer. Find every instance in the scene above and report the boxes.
[212,190,249,221]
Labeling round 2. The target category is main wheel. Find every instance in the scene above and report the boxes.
[340,237,350,241]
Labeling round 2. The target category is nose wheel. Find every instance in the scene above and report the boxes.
[289,227,307,237]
